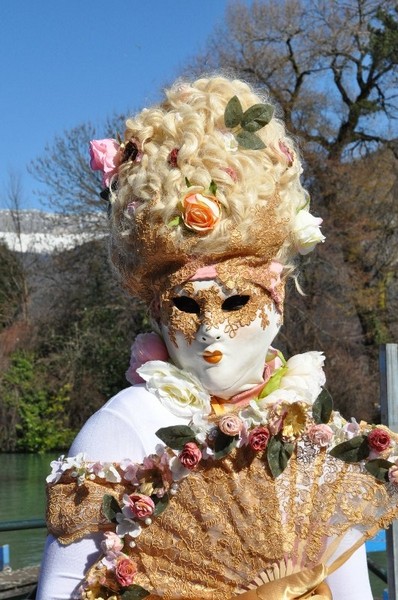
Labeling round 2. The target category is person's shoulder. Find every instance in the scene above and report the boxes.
[102,383,156,412]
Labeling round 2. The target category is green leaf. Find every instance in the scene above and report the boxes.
[241,103,274,132]
[214,430,238,459]
[235,131,266,150]
[121,585,150,599]
[266,436,294,478]
[365,459,395,482]
[167,216,181,228]
[102,494,122,523]
[152,492,169,516]
[209,180,217,196]
[156,425,197,450]
[185,176,192,188]
[312,388,333,424]
[329,436,369,463]
[259,366,287,398]
[224,95,243,128]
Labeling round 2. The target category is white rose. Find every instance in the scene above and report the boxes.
[137,360,211,418]
[279,351,326,404]
[293,210,325,255]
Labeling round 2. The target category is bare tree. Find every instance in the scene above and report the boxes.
[192,0,398,161]
[5,172,30,321]
[187,0,398,418]
[29,114,125,232]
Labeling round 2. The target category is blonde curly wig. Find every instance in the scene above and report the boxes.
[109,76,312,303]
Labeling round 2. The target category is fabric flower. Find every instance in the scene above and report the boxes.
[248,426,270,452]
[388,465,398,485]
[138,449,174,496]
[100,531,123,555]
[307,423,334,447]
[89,139,120,187]
[282,402,308,439]
[181,188,221,233]
[119,459,139,484]
[115,556,138,587]
[293,209,325,255]
[218,414,244,436]
[279,351,326,405]
[46,455,67,483]
[89,462,121,483]
[343,418,361,440]
[115,512,142,538]
[223,132,239,152]
[277,140,294,166]
[126,333,169,385]
[367,428,391,452]
[179,442,202,469]
[137,360,211,418]
[124,493,155,520]
[224,166,238,182]
[120,140,141,164]
[168,148,179,167]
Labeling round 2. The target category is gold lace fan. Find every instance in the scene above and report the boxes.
[126,441,398,600]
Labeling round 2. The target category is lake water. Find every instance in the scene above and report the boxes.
[0,453,57,569]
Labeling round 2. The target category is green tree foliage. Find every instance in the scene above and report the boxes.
[0,237,149,451]
[34,238,150,431]
[0,351,75,452]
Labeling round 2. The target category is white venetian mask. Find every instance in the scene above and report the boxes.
[159,278,281,399]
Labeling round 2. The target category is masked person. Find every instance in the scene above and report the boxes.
[37,76,398,600]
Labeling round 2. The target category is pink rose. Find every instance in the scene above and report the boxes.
[89,138,120,187]
[179,442,202,469]
[126,333,169,384]
[100,531,123,554]
[126,493,155,520]
[307,424,334,447]
[248,427,270,452]
[368,428,391,452]
[388,465,398,485]
[218,414,243,437]
[115,556,137,587]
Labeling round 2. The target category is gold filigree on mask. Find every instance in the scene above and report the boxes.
[160,276,274,346]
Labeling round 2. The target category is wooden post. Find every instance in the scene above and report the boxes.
[380,343,398,600]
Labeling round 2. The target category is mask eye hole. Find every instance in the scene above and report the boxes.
[222,295,250,312]
[172,296,200,314]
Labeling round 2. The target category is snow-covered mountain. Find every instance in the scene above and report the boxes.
[0,210,106,254]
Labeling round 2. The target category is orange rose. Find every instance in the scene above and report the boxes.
[182,192,221,233]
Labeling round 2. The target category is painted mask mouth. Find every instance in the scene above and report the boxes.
[203,350,223,364]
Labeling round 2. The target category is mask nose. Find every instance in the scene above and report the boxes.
[197,323,222,343]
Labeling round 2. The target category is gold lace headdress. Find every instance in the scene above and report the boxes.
[90,77,325,305]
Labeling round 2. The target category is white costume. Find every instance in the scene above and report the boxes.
[37,76,394,600]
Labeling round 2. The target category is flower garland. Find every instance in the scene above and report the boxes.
[47,349,398,599]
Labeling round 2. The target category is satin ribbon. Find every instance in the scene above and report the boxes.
[233,564,332,599]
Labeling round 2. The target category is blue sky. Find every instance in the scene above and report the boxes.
[0,1,243,210]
